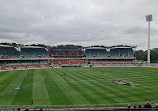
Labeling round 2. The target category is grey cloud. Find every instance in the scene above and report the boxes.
[124,26,146,37]
[0,0,158,50]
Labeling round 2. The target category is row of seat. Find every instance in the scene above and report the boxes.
[51,52,84,56]
[85,49,134,58]
[0,47,50,59]
[52,61,86,65]
[0,47,20,59]
[21,48,50,58]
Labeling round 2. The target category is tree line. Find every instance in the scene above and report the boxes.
[135,48,158,63]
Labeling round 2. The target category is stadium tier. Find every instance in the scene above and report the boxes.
[52,60,86,65]
[85,47,108,58]
[85,45,135,58]
[110,46,134,57]
[20,46,50,58]
[50,45,84,58]
[85,45,136,65]
[0,59,50,70]
[0,44,51,70]
[0,45,20,59]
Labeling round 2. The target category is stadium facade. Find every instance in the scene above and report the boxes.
[0,43,137,70]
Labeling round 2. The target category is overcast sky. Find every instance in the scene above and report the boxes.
[0,0,158,50]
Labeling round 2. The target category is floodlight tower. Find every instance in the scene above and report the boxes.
[146,14,152,63]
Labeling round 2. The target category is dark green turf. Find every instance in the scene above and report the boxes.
[0,67,158,105]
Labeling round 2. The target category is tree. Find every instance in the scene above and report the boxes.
[135,48,158,63]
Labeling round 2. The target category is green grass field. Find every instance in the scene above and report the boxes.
[0,67,158,106]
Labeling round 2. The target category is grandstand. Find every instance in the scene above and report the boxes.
[85,47,108,58]
[85,45,135,58]
[20,46,50,58]
[85,45,136,66]
[50,45,84,58]
[0,43,138,70]
[50,45,86,67]
[52,58,87,67]
[110,45,135,57]
[0,45,20,59]
[0,44,51,71]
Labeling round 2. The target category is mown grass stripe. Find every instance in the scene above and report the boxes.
[49,69,90,105]
[11,70,34,105]
[62,68,156,104]
[0,71,21,93]
[0,70,28,105]
[54,69,99,104]
[32,69,51,105]
[57,68,101,104]
[63,68,122,103]
[67,69,121,103]
[42,69,72,105]
[90,68,155,103]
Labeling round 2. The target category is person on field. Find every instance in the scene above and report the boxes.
[31,99,34,105]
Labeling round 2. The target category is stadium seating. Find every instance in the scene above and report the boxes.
[0,59,49,70]
[51,50,84,58]
[85,47,108,58]
[50,45,84,58]
[85,46,134,58]
[0,44,136,69]
[110,47,134,57]
[21,46,50,58]
[0,45,20,59]
[52,61,60,65]
[52,60,86,65]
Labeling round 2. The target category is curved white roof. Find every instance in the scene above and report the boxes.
[0,39,17,44]
[110,47,133,50]
[0,44,14,47]
[25,41,45,45]
[86,47,106,50]
[53,42,80,46]
[21,46,44,49]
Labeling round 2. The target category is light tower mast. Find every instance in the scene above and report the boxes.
[146,14,152,63]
